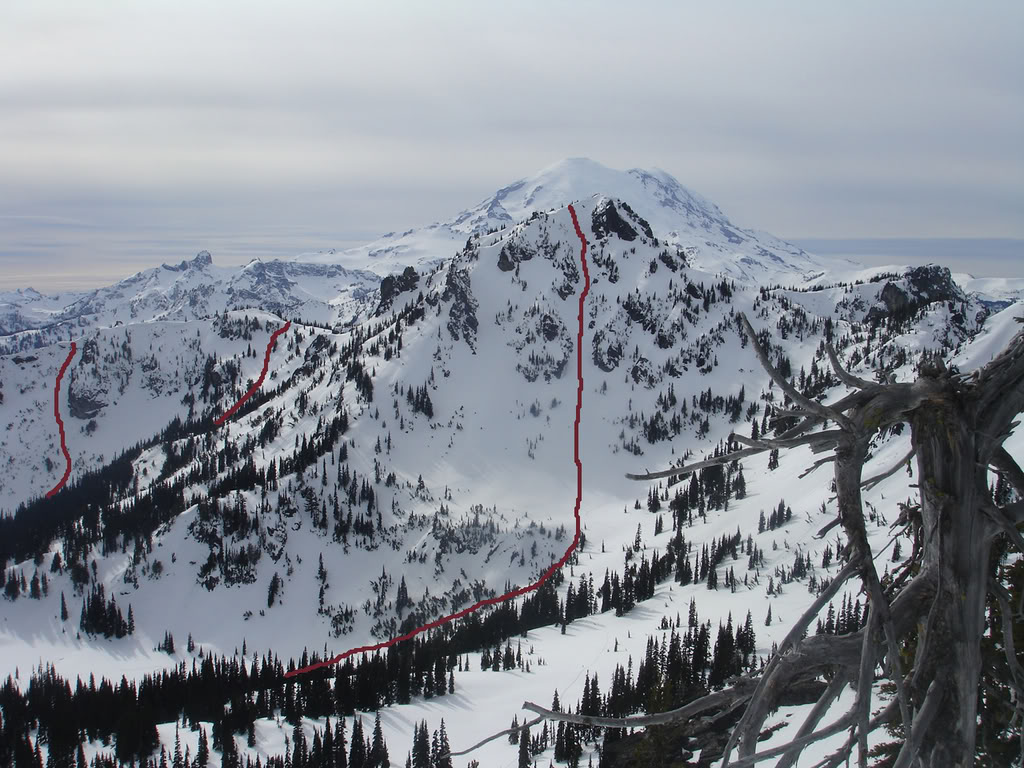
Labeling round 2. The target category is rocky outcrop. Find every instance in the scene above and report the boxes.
[592,200,639,242]
[866,265,964,325]
[442,266,479,352]
[376,266,419,314]
[497,239,537,272]
[68,340,108,419]
[593,329,623,372]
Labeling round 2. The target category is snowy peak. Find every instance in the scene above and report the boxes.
[161,250,214,273]
[449,157,727,236]
[319,158,822,282]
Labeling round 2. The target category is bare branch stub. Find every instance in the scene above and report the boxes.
[861,446,916,491]
[992,446,1024,499]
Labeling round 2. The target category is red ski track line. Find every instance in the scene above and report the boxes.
[46,342,77,498]
[214,321,292,427]
[285,204,592,678]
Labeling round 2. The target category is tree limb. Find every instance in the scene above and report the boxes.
[773,673,851,768]
[800,455,835,479]
[723,556,862,764]
[826,342,878,391]
[810,699,899,768]
[520,681,757,729]
[990,579,1024,736]
[981,502,1024,553]
[1006,500,1024,525]
[976,326,1024,438]
[444,714,545,758]
[723,709,857,768]
[861,446,916,491]
[731,430,845,453]
[738,313,854,432]
[992,447,1024,499]
[625,446,767,481]
[854,607,880,768]
[892,679,942,768]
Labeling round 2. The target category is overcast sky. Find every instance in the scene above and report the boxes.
[2,1,1022,290]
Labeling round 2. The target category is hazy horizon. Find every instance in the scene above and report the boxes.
[2,2,1021,292]
[2,233,1021,295]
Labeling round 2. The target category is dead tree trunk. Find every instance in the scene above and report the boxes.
[625,315,1024,767]
[445,317,1024,766]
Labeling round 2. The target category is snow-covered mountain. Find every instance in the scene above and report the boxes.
[0,251,380,357]
[297,158,824,282]
[0,160,1021,767]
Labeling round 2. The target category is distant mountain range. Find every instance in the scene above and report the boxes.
[0,159,1021,767]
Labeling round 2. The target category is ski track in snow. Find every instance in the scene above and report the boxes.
[286,203,592,678]
[45,341,77,498]
[214,320,292,427]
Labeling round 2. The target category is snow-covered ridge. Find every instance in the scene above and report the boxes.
[0,163,1021,767]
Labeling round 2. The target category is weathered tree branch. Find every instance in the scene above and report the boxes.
[739,313,854,431]
[811,699,899,768]
[826,342,878,391]
[800,455,835,478]
[861,446,916,491]
[773,673,851,768]
[611,315,1023,767]
[976,326,1024,437]
[992,446,1024,499]
[520,681,758,729]
[443,714,545,758]
[625,445,767,481]
[1006,500,1024,525]
[721,555,862,765]
[981,501,1024,553]
[731,429,845,453]
[990,580,1024,731]
[724,709,857,768]
[892,679,942,768]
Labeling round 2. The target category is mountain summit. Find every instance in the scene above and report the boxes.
[450,157,728,235]
[304,158,823,280]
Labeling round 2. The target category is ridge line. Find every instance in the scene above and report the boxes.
[286,203,591,678]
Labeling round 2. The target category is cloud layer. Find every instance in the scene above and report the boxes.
[2,2,1022,288]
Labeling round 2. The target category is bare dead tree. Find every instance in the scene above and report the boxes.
[622,312,1024,767]
[445,313,1024,767]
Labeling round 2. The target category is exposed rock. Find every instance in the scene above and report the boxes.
[163,250,213,272]
[540,314,561,342]
[592,200,639,242]
[631,356,657,388]
[442,265,479,352]
[866,264,963,324]
[496,239,537,272]
[593,329,624,372]
[376,266,419,314]
[297,333,333,376]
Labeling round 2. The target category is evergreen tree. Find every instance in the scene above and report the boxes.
[435,720,452,768]
[411,721,430,768]
[350,717,366,768]
[197,727,209,767]
[518,724,531,768]
[368,712,389,768]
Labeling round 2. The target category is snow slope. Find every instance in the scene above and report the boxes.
[1,162,1021,767]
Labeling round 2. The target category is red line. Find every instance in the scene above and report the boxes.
[46,342,77,498]
[214,321,292,427]
[286,204,591,678]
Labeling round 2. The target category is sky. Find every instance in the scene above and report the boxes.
[1,1,1022,290]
